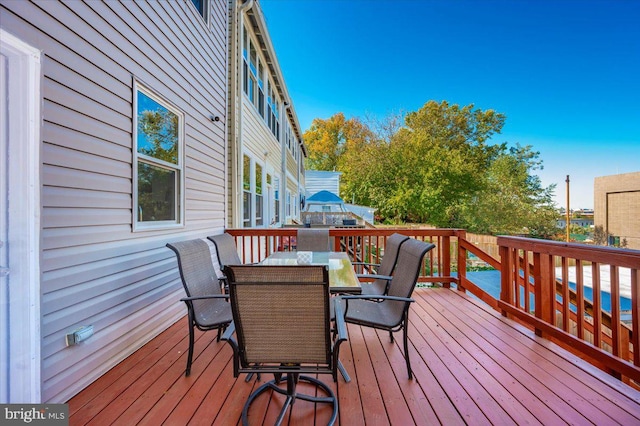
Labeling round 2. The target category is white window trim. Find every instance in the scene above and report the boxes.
[242,152,269,228]
[0,28,42,404]
[132,80,185,231]
[189,0,209,25]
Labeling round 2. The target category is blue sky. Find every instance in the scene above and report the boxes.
[260,0,639,209]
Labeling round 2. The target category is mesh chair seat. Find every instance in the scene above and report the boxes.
[337,297,405,328]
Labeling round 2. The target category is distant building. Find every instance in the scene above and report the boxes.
[304,170,376,223]
[556,218,594,228]
[305,170,342,198]
[594,171,640,249]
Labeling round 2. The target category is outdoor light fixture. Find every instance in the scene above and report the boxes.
[65,325,94,346]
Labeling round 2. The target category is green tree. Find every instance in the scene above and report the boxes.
[303,101,558,237]
[461,144,558,237]
[372,101,506,225]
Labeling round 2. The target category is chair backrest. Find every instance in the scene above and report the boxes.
[166,239,223,323]
[296,228,330,251]
[224,265,332,367]
[385,238,436,317]
[376,233,410,276]
[207,233,242,268]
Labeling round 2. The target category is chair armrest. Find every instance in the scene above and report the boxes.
[220,321,236,342]
[351,261,381,268]
[332,297,348,344]
[341,295,414,303]
[180,294,229,302]
[220,322,240,377]
[355,273,392,281]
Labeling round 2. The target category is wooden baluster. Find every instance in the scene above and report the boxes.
[592,262,602,349]
[610,265,621,359]
[562,257,570,332]
[576,259,584,339]
[632,268,640,367]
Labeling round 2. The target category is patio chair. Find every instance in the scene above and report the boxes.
[340,238,435,379]
[222,264,347,426]
[166,239,233,377]
[207,232,243,292]
[352,233,410,295]
[296,227,330,251]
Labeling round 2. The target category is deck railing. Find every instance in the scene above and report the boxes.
[497,236,640,384]
[223,228,640,383]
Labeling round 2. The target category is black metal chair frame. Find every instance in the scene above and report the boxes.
[222,265,347,426]
[166,239,232,377]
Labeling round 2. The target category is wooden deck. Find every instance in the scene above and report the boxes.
[68,288,640,425]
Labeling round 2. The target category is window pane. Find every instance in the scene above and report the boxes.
[255,163,262,195]
[249,43,257,75]
[243,155,251,191]
[190,0,206,17]
[249,75,255,102]
[256,194,263,226]
[243,191,251,227]
[137,91,179,165]
[243,27,248,59]
[274,177,280,223]
[137,162,176,222]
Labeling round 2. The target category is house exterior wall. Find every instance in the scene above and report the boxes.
[1,0,228,402]
[228,0,305,228]
[594,171,640,249]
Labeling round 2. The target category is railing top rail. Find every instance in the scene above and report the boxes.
[227,228,467,238]
[497,236,640,268]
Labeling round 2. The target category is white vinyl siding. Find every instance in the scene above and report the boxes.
[0,0,227,402]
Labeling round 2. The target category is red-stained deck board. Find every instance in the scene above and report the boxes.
[425,289,640,425]
[68,288,640,425]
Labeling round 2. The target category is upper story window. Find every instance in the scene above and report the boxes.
[243,23,279,138]
[134,82,184,230]
[243,26,265,116]
[190,0,209,24]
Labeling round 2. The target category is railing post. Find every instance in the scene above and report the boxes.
[457,233,467,293]
[442,236,451,289]
[499,245,513,317]
[533,252,554,337]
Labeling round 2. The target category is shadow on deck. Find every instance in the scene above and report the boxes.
[68,288,640,425]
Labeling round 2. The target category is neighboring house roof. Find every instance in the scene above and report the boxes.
[307,190,344,204]
[305,190,347,212]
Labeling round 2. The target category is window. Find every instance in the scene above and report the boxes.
[257,62,265,117]
[190,0,209,23]
[274,176,280,224]
[243,155,251,228]
[134,83,183,229]
[255,163,263,226]
[243,24,280,139]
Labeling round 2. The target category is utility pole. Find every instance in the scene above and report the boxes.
[565,175,570,242]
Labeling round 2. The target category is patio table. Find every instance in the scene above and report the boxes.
[260,251,362,294]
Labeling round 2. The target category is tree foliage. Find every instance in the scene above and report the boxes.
[302,101,558,237]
